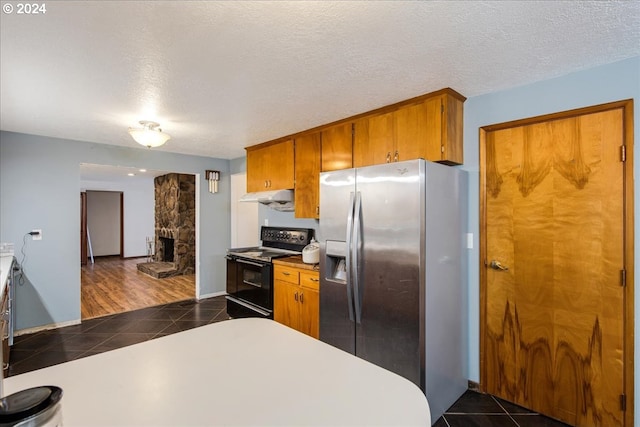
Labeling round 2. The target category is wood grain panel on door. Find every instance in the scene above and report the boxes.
[481,105,631,427]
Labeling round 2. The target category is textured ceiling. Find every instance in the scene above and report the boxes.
[1,1,639,160]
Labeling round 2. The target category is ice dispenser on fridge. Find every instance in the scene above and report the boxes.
[323,240,347,283]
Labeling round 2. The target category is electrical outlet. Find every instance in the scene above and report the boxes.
[466,233,473,249]
[32,229,42,241]
[264,219,269,226]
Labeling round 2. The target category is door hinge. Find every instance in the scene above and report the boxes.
[621,145,626,162]
[621,269,626,287]
[620,394,627,411]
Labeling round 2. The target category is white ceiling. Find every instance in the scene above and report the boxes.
[2,1,639,160]
[79,163,171,183]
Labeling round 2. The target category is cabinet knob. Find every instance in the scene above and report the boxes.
[294,292,298,302]
[299,292,304,304]
[264,180,268,188]
[394,150,399,162]
[386,152,391,163]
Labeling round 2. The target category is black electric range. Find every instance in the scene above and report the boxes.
[226,226,314,318]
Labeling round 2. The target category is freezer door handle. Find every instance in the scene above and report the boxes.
[352,191,363,324]
[345,192,356,322]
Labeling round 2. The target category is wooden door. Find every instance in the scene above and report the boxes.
[481,103,633,427]
[80,192,87,265]
[294,133,321,219]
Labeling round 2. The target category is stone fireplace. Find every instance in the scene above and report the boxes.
[137,173,195,278]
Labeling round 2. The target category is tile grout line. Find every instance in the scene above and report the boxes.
[491,395,523,427]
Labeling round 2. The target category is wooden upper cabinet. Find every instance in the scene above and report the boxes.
[354,90,464,167]
[321,123,353,172]
[246,139,294,192]
[245,88,464,216]
[294,133,321,219]
[439,92,464,165]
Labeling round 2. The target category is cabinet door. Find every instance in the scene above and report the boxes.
[423,95,444,162]
[1,289,8,377]
[321,123,353,171]
[394,102,428,162]
[274,280,300,331]
[299,271,320,338]
[294,133,321,219]
[246,140,295,192]
[298,288,319,339]
[246,147,269,192]
[268,139,295,190]
[441,93,464,165]
[353,113,395,168]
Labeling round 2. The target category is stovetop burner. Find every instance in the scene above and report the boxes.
[227,226,314,263]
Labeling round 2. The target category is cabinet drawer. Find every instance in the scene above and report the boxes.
[274,265,300,285]
[300,271,320,291]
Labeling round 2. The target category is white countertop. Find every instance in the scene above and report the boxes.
[4,318,430,426]
[0,255,14,295]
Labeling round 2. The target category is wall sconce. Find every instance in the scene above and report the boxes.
[205,170,220,193]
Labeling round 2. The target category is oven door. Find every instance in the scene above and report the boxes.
[226,256,273,314]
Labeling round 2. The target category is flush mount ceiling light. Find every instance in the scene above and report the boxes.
[128,120,171,148]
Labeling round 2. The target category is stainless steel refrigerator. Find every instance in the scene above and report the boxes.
[319,159,467,423]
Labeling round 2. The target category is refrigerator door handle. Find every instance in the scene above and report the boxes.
[345,191,356,322]
[353,191,363,324]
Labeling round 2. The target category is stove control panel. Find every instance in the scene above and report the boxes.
[261,226,314,250]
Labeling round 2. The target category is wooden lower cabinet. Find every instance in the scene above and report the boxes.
[1,285,9,377]
[273,263,319,339]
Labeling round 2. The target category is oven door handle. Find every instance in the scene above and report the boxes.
[235,258,267,268]
[243,280,262,288]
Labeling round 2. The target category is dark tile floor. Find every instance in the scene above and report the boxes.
[9,296,230,376]
[434,390,571,427]
[9,296,570,426]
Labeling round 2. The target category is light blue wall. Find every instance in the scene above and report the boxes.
[461,56,640,403]
[0,132,230,330]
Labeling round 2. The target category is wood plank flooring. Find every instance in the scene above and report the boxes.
[81,256,195,320]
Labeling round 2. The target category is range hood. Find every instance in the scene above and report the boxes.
[240,189,293,204]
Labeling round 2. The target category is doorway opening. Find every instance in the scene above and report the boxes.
[80,164,196,320]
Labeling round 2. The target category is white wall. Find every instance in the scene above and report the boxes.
[81,178,154,258]
[86,191,121,256]
[230,173,259,247]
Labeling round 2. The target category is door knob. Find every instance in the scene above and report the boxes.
[489,260,509,271]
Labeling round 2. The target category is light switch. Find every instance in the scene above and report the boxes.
[466,233,473,249]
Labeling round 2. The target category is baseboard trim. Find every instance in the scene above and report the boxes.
[15,319,81,336]
[197,291,226,300]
